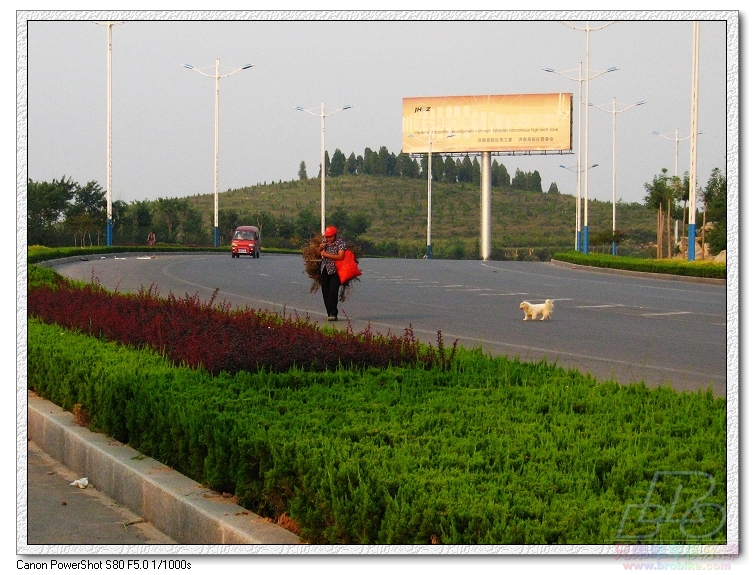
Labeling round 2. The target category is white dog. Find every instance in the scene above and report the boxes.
[519,299,554,321]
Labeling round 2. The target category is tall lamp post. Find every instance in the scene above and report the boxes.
[95,21,125,246]
[184,60,254,247]
[651,128,704,249]
[544,62,617,253]
[688,20,701,262]
[408,132,453,259]
[590,98,646,255]
[560,20,616,253]
[294,102,351,234]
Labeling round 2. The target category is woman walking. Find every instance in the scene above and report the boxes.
[319,225,346,321]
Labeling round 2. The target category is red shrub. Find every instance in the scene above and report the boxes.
[28,279,453,375]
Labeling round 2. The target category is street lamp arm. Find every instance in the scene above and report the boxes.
[588,66,619,80]
[221,64,255,78]
[183,63,254,78]
[542,67,580,81]
[293,106,319,117]
[591,100,646,114]
[652,129,703,142]
[561,21,616,32]
[183,64,215,78]
[543,66,616,82]
[295,104,352,118]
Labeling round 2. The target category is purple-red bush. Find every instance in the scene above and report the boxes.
[28,278,454,375]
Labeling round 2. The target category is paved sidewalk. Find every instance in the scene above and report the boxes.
[26,440,176,546]
[23,392,301,548]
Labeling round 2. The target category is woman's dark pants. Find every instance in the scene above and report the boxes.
[320,271,341,319]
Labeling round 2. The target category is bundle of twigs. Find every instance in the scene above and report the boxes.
[301,233,361,302]
[302,233,325,292]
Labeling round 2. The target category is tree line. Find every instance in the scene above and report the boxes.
[27,177,208,248]
[27,146,558,248]
[27,177,373,249]
[300,147,555,193]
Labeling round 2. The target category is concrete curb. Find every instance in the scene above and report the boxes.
[549,259,726,286]
[27,393,301,545]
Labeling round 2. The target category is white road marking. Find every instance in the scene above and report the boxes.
[641,311,692,317]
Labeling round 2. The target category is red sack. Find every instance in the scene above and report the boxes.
[335,249,362,283]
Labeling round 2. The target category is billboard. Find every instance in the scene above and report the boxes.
[402,93,573,154]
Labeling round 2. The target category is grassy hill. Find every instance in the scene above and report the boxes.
[181,175,658,259]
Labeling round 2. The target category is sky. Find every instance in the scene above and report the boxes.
[23,12,733,210]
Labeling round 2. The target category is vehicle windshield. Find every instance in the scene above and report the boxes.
[234,231,255,240]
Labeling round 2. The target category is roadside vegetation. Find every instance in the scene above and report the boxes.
[27,265,726,544]
[552,251,725,279]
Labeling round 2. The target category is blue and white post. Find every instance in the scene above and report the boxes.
[688,21,700,262]
[105,22,116,246]
[582,225,589,255]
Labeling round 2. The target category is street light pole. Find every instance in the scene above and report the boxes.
[590,98,646,255]
[95,21,124,246]
[560,163,599,245]
[544,60,616,252]
[561,20,616,253]
[294,103,352,234]
[544,63,582,250]
[689,20,701,261]
[184,60,254,247]
[651,127,704,252]
[408,132,453,259]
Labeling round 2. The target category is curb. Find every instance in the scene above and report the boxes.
[27,393,301,545]
[549,259,726,285]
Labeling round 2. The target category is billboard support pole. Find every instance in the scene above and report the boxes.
[480,152,492,260]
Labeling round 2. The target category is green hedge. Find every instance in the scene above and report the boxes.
[552,251,726,279]
[28,318,726,544]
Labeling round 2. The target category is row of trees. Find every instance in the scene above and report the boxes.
[27,177,208,247]
[643,167,727,258]
[27,177,374,249]
[30,164,725,256]
[300,147,555,193]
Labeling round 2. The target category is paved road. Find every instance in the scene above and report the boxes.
[25,440,176,547]
[51,253,728,396]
